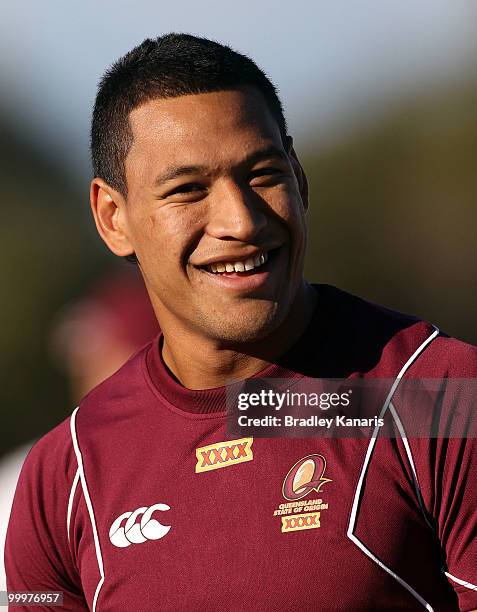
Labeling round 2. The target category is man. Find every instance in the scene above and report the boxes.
[5,33,477,611]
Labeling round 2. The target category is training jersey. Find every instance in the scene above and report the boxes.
[5,284,477,611]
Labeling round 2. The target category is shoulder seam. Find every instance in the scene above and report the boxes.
[66,465,80,545]
[70,406,105,612]
[346,326,440,611]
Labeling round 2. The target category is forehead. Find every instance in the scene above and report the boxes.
[125,88,283,184]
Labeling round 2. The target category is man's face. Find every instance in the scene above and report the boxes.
[122,87,308,345]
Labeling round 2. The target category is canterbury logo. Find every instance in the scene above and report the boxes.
[195,437,253,473]
[109,503,171,548]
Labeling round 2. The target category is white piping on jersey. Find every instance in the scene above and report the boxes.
[67,466,80,544]
[390,371,477,595]
[444,572,477,592]
[388,402,435,532]
[70,406,105,612]
[347,326,440,612]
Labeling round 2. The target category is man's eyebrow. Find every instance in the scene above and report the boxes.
[154,165,208,187]
[153,145,289,187]
[243,145,289,167]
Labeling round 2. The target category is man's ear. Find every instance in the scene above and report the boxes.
[286,136,309,211]
[90,178,135,257]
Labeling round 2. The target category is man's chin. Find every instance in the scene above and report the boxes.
[198,302,281,346]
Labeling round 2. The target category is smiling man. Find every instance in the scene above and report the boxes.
[5,34,477,611]
[94,82,315,386]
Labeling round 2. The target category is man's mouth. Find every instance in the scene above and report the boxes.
[194,248,281,278]
[205,251,268,274]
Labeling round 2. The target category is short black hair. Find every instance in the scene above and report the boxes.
[91,32,289,196]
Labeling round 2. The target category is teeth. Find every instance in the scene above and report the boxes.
[205,251,269,274]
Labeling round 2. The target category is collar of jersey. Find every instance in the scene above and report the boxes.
[143,287,324,415]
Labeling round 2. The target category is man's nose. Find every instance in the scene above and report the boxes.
[206,180,268,242]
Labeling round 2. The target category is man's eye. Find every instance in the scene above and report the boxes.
[168,183,206,196]
[249,168,285,184]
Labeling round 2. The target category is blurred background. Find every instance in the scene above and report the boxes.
[1,0,476,587]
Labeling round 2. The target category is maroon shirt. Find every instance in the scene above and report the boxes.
[5,285,477,611]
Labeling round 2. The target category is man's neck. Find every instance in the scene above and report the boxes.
[160,282,317,390]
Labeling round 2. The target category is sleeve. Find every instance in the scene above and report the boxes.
[409,338,477,611]
[433,438,477,610]
[4,421,88,611]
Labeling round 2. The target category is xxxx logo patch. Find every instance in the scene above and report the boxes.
[281,512,321,533]
[195,437,253,473]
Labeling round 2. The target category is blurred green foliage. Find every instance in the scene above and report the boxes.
[0,120,111,458]
[1,78,476,458]
[304,80,477,344]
